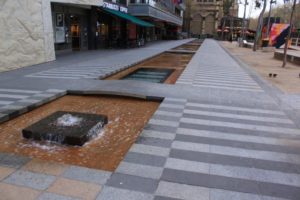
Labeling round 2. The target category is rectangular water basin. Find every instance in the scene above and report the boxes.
[122,68,174,83]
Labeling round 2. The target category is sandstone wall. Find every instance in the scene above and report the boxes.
[0,0,103,72]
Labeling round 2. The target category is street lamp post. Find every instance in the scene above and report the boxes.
[241,0,248,41]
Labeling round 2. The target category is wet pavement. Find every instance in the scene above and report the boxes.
[0,39,300,200]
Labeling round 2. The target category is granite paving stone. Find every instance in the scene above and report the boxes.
[4,170,56,190]
[106,173,159,193]
[96,186,153,200]
[37,192,82,200]
[62,166,111,185]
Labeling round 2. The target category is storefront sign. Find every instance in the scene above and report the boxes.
[103,1,128,13]
[55,13,65,43]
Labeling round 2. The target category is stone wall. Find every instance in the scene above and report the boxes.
[0,0,103,72]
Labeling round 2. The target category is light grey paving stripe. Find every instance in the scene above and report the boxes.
[158,107,184,113]
[186,102,285,115]
[193,76,257,84]
[180,122,300,141]
[26,75,79,79]
[177,128,300,148]
[165,158,209,174]
[183,109,293,124]
[159,103,185,109]
[0,94,29,99]
[192,84,263,92]
[124,152,166,167]
[169,148,300,174]
[96,186,153,200]
[175,134,300,155]
[0,100,13,105]
[62,166,111,185]
[193,81,261,89]
[148,119,179,127]
[210,145,300,165]
[184,105,287,119]
[210,163,300,187]
[182,113,295,128]
[195,72,252,78]
[172,139,300,165]
[210,189,290,200]
[141,130,176,140]
[161,169,300,200]
[155,111,182,118]
[164,98,187,103]
[166,157,300,187]
[129,144,170,157]
[194,76,255,83]
[155,181,209,200]
[193,80,259,88]
[4,170,56,190]
[172,141,209,153]
[0,89,41,94]
[106,173,159,194]
[34,72,92,77]
[181,118,300,135]
[195,70,253,76]
[116,162,163,179]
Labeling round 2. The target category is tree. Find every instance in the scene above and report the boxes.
[253,0,268,51]
[282,0,298,67]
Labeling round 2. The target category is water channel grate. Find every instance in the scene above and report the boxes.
[122,68,174,83]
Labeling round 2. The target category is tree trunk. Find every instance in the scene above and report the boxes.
[253,0,267,51]
[282,0,297,68]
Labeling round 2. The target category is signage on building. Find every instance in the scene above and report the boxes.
[55,13,65,43]
[103,1,128,13]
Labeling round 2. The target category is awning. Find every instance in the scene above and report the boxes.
[102,8,154,27]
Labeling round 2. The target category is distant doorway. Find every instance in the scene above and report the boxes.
[71,16,80,50]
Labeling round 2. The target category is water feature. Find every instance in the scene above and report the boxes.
[22,111,108,146]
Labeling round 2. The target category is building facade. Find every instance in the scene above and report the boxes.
[184,0,238,36]
[128,0,185,40]
[0,0,156,71]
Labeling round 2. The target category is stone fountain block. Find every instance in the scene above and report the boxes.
[22,111,108,146]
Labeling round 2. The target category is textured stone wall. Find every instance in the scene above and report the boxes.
[0,0,103,72]
[0,0,45,72]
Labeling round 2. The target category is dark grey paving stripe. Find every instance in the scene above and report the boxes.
[175,134,300,155]
[158,107,184,113]
[170,149,300,174]
[154,196,182,200]
[136,137,173,148]
[144,124,177,134]
[106,173,159,193]
[182,113,296,128]
[185,106,287,119]
[161,168,300,200]
[179,122,300,140]
[124,152,166,167]
[151,114,181,122]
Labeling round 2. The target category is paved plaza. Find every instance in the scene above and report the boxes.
[0,39,300,200]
